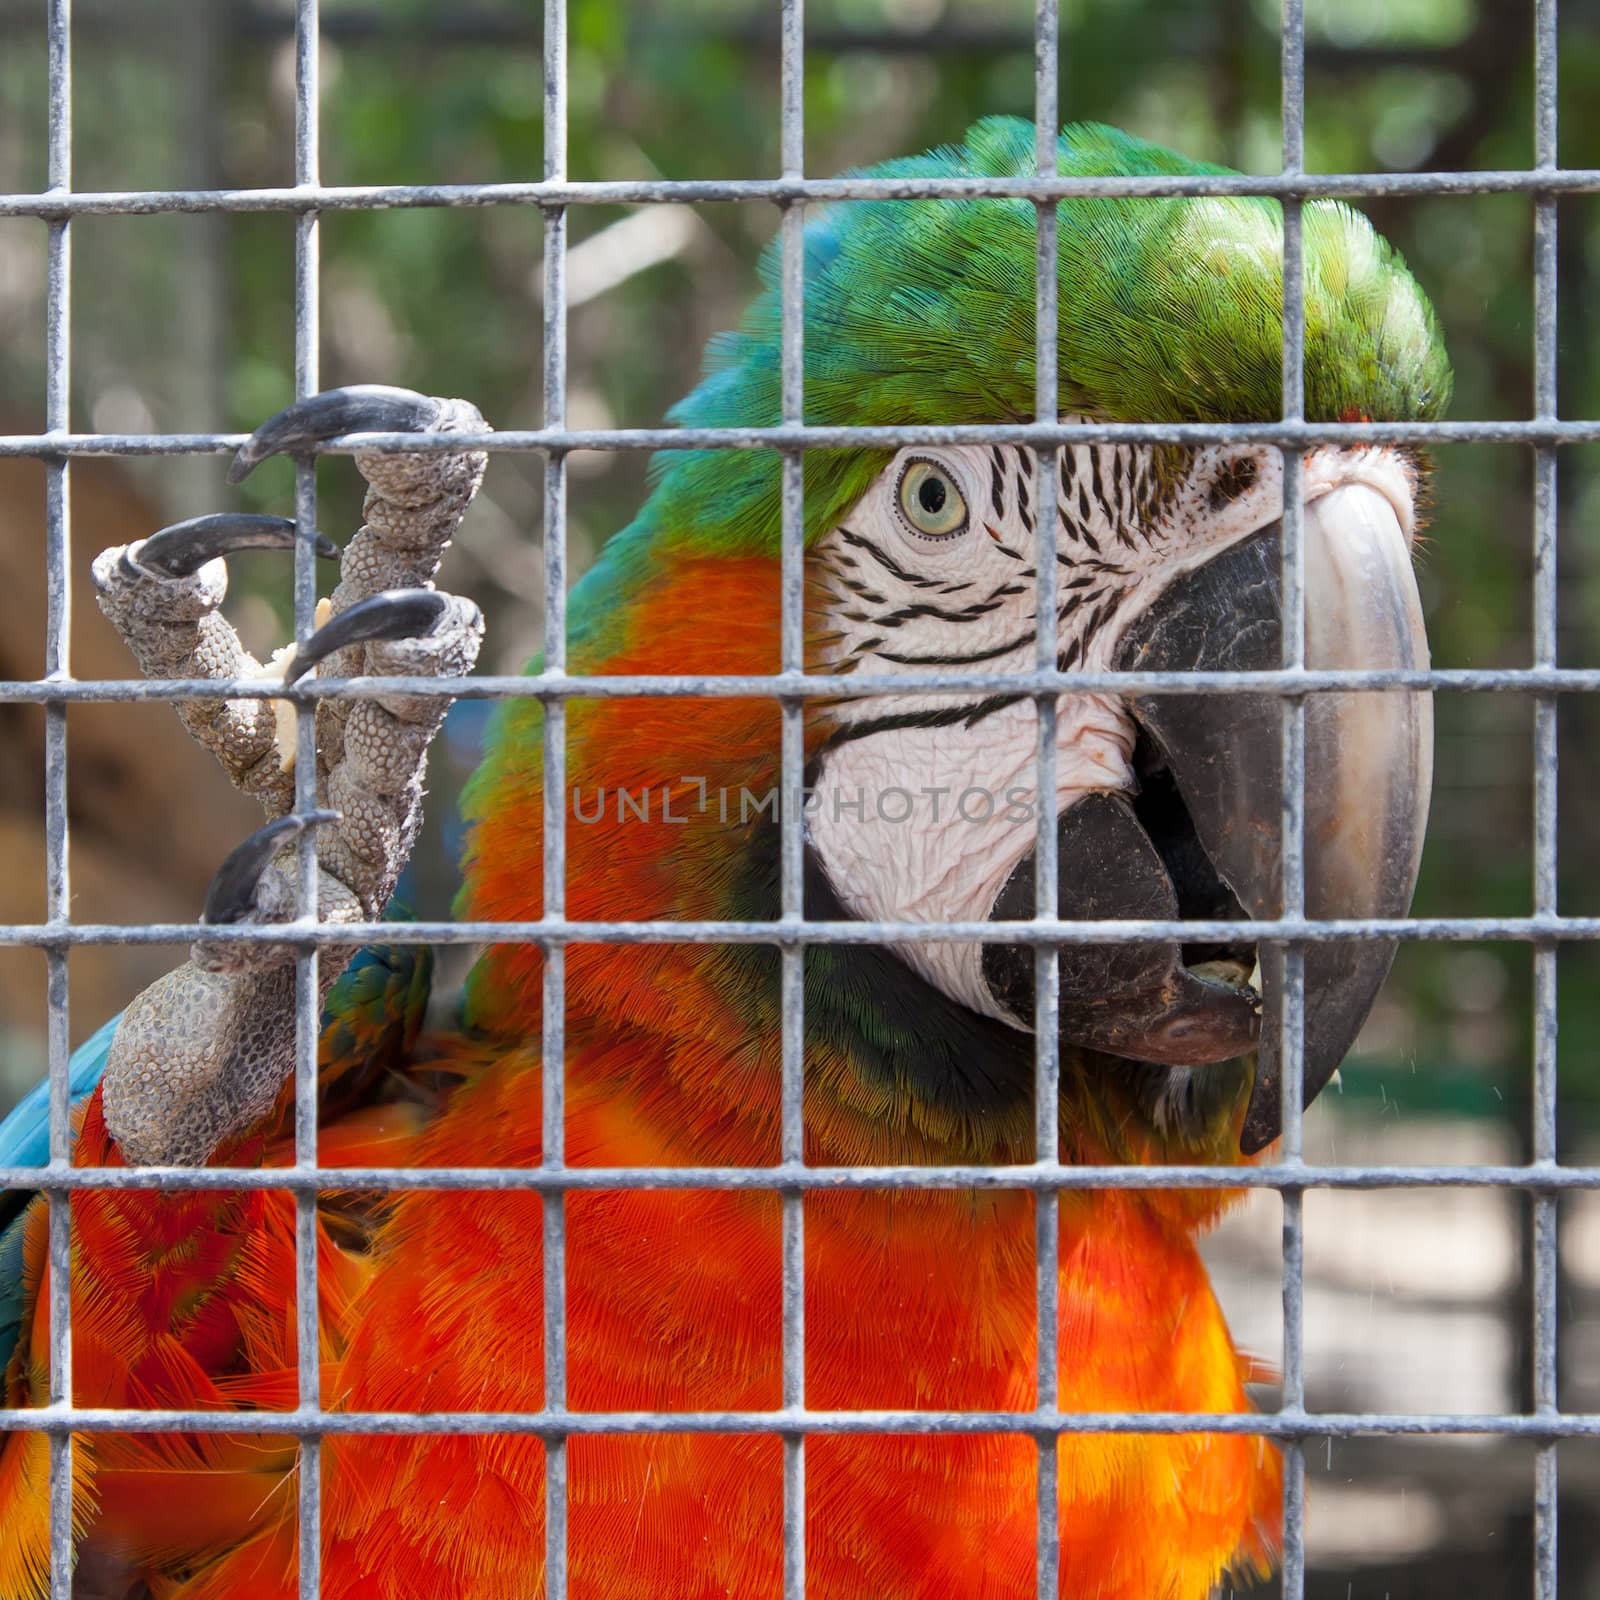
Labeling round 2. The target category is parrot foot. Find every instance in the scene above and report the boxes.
[93,387,490,1165]
[90,513,341,812]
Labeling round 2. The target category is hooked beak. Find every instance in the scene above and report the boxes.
[983,478,1433,1153]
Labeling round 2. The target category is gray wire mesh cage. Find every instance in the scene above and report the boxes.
[0,0,1591,1595]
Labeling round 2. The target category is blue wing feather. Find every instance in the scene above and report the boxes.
[0,1013,120,1372]
[0,1011,119,1176]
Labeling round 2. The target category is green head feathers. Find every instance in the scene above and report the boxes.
[572,116,1450,648]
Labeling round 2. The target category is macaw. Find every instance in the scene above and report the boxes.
[0,118,1447,1600]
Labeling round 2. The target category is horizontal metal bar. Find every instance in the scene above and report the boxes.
[0,0,1537,63]
[0,666,1596,705]
[0,1160,1583,1193]
[3,419,1599,461]
[0,1404,1591,1440]
[0,913,1592,948]
[0,168,1596,220]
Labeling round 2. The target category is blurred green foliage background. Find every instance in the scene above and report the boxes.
[2,0,1600,1591]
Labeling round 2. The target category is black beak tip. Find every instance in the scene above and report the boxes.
[1237,1092,1281,1156]
[1237,1047,1344,1156]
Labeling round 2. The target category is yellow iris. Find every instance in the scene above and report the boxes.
[897,459,968,539]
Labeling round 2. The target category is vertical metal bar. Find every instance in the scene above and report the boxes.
[778,3,807,1595]
[169,0,227,519]
[1277,1,1309,1594]
[541,0,571,1590]
[43,4,73,1597]
[1530,2,1560,1594]
[1031,4,1061,1595]
[291,2,323,1595]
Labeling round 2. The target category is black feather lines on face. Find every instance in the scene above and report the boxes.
[823,444,1151,679]
[815,440,1219,754]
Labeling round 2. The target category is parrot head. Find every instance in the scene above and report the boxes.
[467,118,1449,1161]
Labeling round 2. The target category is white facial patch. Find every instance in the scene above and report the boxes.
[805,431,1412,1028]
[807,693,1136,1023]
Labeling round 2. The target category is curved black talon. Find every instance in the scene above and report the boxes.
[282,589,451,685]
[202,810,342,926]
[135,514,340,578]
[228,385,445,484]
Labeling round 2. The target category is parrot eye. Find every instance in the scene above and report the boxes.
[896,459,969,541]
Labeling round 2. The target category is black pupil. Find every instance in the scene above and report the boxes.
[917,476,947,515]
